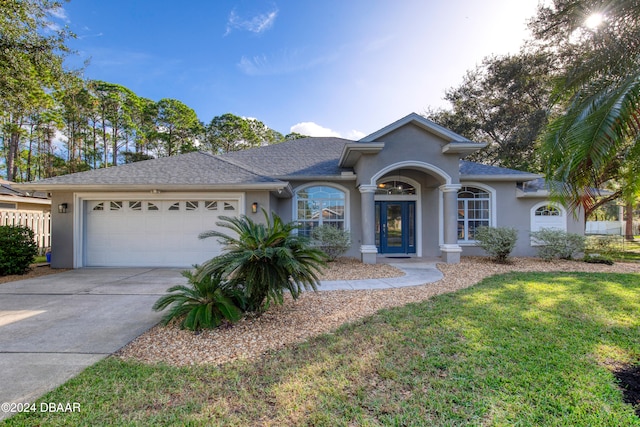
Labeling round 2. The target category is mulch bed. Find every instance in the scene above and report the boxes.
[613,364,640,417]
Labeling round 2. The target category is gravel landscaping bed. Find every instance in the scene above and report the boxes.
[115,257,640,367]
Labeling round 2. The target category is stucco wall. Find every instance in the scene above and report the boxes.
[50,192,75,268]
[459,181,585,257]
[354,123,460,187]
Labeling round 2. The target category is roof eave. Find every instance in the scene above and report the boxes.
[339,143,385,167]
[0,194,51,204]
[516,189,551,198]
[442,142,488,155]
[462,173,542,182]
[13,182,290,192]
[273,174,357,181]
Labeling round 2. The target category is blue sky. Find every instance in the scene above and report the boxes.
[57,0,540,139]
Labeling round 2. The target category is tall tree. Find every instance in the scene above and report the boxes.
[535,0,640,222]
[89,81,138,167]
[204,113,282,154]
[0,0,71,180]
[427,51,554,172]
[153,98,201,157]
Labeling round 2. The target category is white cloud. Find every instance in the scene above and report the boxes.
[48,6,69,22]
[290,122,365,140]
[345,129,366,140]
[290,122,340,137]
[225,7,278,35]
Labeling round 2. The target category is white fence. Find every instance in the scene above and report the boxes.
[0,210,51,249]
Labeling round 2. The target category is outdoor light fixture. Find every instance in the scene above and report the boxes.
[251,202,258,213]
[58,203,68,214]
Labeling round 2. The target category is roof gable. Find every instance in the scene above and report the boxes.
[360,112,473,143]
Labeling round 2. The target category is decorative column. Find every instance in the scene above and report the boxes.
[359,184,378,264]
[439,184,462,263]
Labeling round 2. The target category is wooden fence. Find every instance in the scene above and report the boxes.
[0,210,52,250]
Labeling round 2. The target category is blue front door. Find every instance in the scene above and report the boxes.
[375,201,416,254]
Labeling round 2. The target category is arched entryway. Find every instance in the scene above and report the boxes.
[374,176,419,255]
[358,161,462,264]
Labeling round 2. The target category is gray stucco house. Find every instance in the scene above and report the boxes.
[18,113,584,268]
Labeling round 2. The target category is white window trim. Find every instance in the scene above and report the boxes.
[73,192,245,268]
[447,182,497,246]
[292,182,350,233]
[530,201,567,246]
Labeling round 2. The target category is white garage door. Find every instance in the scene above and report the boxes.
[85,199,239,267]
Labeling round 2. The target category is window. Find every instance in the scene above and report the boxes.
[110,201,123,211]
[168,202,180,211]
[530,203,566,238]
[535,205,561,216]
[186,201,199,211]
[0,202,17,209]
[295,185,346,237]
[375,180,416,195]
[129,201,142,211]
[147,202,159,211]
[457,186,490,243]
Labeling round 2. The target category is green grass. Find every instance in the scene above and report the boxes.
[4,272,640,426]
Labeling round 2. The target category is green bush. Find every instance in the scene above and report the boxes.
[530,228,586,261]
[585,234,621,254]
[474,226,518,263]
[311,225,351,261]
[198,210,328,313]
[152,269,244,331]
[0,225,38,276]
[583,254,615,265]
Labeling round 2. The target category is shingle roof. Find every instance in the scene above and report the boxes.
[221,137,351,177]
[460,160,540,179]
[24,151,284,187]
[17,140,543,190]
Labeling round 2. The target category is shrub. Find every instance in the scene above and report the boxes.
[530,228,586,261]
[311,225,351,261]
[585,234,620,254]
[198,210,328,313]
[0,225,38,276]
[152,269,244,330]
[583,254,615,265]
[474,226,518,263]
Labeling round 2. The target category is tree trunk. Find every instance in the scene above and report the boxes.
[625,201,635,241]
[6,131,20,182]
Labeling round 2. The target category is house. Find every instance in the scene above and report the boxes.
[0,179,51,212]
[15,113,584,268]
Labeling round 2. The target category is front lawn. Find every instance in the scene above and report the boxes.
[4,272,639,426]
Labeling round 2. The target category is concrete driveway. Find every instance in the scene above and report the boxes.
[0,268,186,421]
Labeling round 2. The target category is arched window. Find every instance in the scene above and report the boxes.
[375,180,416,195]
[295,185,346,237]
[457,186,491,243]
[531,203,566,235]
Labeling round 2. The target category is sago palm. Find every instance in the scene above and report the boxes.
[152,269,243,330]
[198,210,327,312]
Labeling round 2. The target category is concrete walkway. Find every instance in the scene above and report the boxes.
[318,260,443,290]
[0,261,442,420]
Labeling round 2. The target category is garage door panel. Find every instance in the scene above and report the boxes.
[85,198,234,267]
